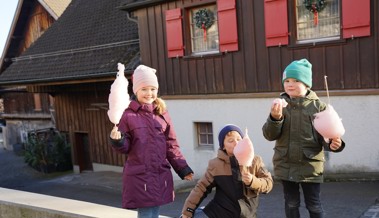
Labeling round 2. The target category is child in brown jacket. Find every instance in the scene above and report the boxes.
[181,124,273,218]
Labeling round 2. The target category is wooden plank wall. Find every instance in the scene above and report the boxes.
[3,92,51,114]
[54,86,126,167]
[21,3,55,53]
[136,0,379,95]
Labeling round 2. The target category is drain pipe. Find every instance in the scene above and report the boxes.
[127,11,138,23]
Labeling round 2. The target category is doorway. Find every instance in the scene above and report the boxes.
[74,132,93,172]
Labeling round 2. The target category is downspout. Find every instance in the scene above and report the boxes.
[126,11,138,23]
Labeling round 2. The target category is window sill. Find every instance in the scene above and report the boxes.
[183,51,223,60]
[287,38,347,49]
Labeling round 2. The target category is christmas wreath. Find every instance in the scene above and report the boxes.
[194,9,215,30]
[304,0,326,26]
[304,0,326,13]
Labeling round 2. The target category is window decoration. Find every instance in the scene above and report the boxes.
[194,9,215,41]
[190,5,219,54]
[304,0,326,26]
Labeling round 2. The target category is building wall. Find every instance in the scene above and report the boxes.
[134,0,379,96]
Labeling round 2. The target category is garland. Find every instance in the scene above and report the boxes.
[304,0,326,26]
[304,0,326,13]
[194,9,215,30]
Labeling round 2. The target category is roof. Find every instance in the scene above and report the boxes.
[38,0,72,19]
[0,0,140,86]
[0,0,71,74]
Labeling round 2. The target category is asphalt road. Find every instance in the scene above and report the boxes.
[1,148,379,218]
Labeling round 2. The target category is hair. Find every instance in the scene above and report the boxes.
[154,97,166,115]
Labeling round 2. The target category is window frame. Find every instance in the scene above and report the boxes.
[294,0,341,45]
[187,4,220,56]
[195,122,214,150]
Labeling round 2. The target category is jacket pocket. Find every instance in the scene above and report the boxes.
[303,149,324,162]
[125,164,146,175]
[273,147,288,162]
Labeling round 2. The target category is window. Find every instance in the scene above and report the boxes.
[296,0,340,43]
[33,93,42,112]
[264,0,370,47]
[189,5,219,55]
[164,0,238,58]
[196,122,213,149]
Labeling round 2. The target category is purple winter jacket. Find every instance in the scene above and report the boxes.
[110,100,193,209]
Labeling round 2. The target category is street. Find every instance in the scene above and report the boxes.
[1,148,378,218]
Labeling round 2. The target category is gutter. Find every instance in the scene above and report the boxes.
[118,0,176,12]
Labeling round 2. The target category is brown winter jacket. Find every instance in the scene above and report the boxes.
[182,150,273,218]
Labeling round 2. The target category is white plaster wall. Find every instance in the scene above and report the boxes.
[165,95,379,180]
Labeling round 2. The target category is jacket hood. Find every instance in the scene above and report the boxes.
[217,149,231,164]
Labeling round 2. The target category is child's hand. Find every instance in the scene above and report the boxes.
[110,126,121,140]
[330,137,342,150]
[241,170,253,186]
[184,173,194,181]
[181,214,191,218]
[271,99,284,120]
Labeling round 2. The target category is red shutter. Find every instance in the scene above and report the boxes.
[342,0,370,39]
[165,8,184,58]
[264,0,288,47]
[217,0,238,52]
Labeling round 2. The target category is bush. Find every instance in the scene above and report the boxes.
[23,129,72,173]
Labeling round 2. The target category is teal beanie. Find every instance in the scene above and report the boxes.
[282,59,312,88]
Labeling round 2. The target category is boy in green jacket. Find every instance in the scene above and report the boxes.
[262,59,345,218]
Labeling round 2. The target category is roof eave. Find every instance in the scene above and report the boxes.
[118,0,176,12]
[0,71,132,87]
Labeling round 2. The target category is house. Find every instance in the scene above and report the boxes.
[118,0,379,177]
[0,0,71,150]
[0,0,378,180]
[0,0,140,173]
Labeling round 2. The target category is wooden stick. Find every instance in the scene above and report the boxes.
[324,75,330,105]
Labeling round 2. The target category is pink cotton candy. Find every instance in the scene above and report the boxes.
[107,63,130,125]
[233,129,255,167]
[313,104,345,142]
[272,98,288,108]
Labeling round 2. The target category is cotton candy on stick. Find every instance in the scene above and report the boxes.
[233,128,255,173]
[313,104,345,143]
[107,63,130,128]
[313,76,345,143]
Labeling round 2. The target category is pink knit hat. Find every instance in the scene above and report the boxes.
[132,65,159,94]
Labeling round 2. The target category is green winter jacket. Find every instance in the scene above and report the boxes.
[262,90,344,183]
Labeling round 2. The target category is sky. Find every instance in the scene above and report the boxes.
[0,1,18,57]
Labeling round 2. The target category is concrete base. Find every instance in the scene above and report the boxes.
[0,188,137,218]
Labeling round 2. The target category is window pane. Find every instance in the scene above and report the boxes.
[296,0,340,42]
[196,122,213,148]
[190,5,219,54]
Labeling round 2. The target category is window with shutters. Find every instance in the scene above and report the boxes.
[165,0,238,58]
[296,0,340,43]
[189,5,219,55]
[264,0,370,47]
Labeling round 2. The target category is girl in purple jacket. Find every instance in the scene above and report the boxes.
[110,65,194,218]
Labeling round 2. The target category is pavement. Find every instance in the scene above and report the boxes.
[1,148,379,218]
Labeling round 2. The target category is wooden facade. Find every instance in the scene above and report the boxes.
[50,83,126,169]
[21,3,55,53]
[131,0,379,95]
